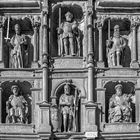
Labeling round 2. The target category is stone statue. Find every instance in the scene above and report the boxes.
[108,84,132,123]
[57,11,80,57]
[6,85,28,124]
[7,24,29,68]
[59,83,79,132]
[106,25,126,67]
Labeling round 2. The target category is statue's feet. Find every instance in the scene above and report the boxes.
[12,120,15,123]
[71,53,76,56]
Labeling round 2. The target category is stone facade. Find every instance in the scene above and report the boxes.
[0,0,139,140]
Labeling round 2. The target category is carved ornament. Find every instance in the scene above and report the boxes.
[96,15,107,28]
[87,6,93,16]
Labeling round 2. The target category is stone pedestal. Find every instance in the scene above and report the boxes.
[0,124,35,133]
[53,57,84,69]
[31,62,39,68]
[85,102,98,139]
[97,61,105,68]
[130,61,139,68]
[37,102,51,139]
[103,123,139,132]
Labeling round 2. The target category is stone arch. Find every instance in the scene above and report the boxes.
[104,80,135,123]
[51,79,86,99]
[1,80,32,124]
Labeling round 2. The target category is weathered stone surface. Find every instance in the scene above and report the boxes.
[53,57,84,69]
[0,124,35,133]
[103,123,139,132]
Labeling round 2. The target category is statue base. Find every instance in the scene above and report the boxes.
[103,123,139,132]
[0,61,4,68]
[130,61,139,68]
[85,102,98,132]
[37,101,51,133]
[53,57,84,69]
[0,123,35,133]
[31,62,39,68]
[97,61,105,68]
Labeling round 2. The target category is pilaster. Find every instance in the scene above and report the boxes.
[37,0,51,138]
[0,16,5,68]
[130,16,139,68]
[96,15,105,68]
[85,1,98,139]
[31,16,41,68]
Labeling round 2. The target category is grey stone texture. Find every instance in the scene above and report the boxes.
[0,0,139,140]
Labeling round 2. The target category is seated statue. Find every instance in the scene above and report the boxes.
[6,85,28,124]
[57,11,81,57]
[108,84,132,123]
[7,24,29,68]
[106,25,126,67]
[59,83,79,132]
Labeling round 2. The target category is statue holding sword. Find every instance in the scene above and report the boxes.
[5,17,29,68]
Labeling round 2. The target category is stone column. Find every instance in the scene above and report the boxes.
[37,0,51,137]
[0,16,4,68]
[97,17,105,68]
[42,10,49,103]
[130,18,139,68]
[135,86,140,122]
[85,4,98,139]
[32,19,40,68]
[0,87,2,123]
[87,7,94,103]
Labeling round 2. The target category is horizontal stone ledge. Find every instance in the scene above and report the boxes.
[0,0,40,8]
[103,123,139,132]
[0,123,35,133]
[97,0,140,8]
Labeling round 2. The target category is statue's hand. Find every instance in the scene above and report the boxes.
[6,39,11,46]
[72,22,77,30]
[57,28,63,34]
[106,40,113,48]
[25,108,28,115]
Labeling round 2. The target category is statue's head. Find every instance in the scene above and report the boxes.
[65,12,73,22]
[64,83,70,95]
[11,85,19,96]
[14,24,21,35]
[115,84,122,96]
[114,25,120,33]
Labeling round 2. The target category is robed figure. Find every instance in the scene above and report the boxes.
[7,24,29,68]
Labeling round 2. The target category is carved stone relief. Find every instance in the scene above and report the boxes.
[104,81,135,123]
[0,81,32,124]
[51,4,84,57]
[51,81,80,132]
[3,16,40,68]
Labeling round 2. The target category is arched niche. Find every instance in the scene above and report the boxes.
[3,17,34,68]
[51,81,82,132]
[102,18,131,67]
[104,81,135,123]
[1,81,32,124]
[51,4,84,57]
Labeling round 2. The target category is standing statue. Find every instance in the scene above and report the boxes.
[6,85,28,124]
[57,11,80,56]
[59,83,79,132]
[7,24,29,68]
[108,84,132,123]
[106,25,126,67]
